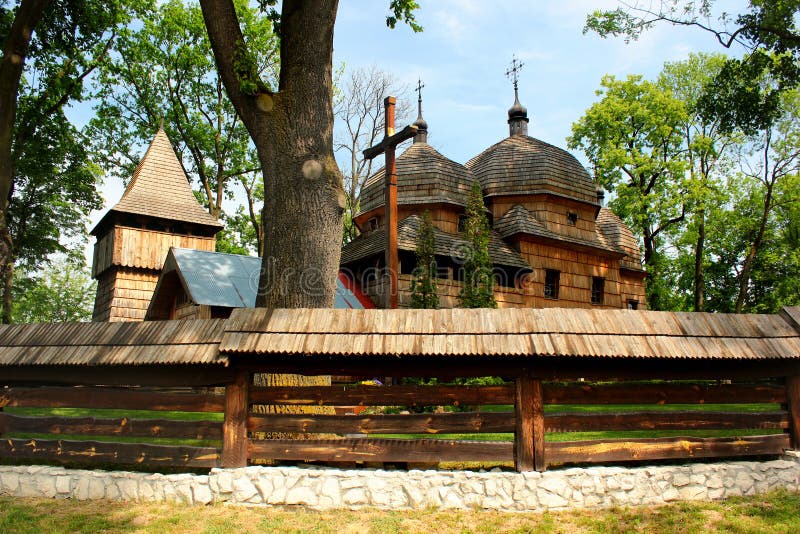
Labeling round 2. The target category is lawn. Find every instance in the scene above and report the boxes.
[0,490,799,533]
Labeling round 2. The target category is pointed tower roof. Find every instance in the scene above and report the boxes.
[91,128,222,236]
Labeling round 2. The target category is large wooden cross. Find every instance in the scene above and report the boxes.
[363,96,418,309]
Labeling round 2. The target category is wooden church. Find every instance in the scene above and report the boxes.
[342,83,647,310]
[91,84,646,321]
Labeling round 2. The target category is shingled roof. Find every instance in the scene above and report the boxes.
[341,215,531,270]
[357,142,476,217]
[91,128,222,235]
[466,135,598,204]
[596,208,645,272]
[220,306,800,360]
[494,204,627,257]
[0,307,798,366]
[0,319,226,366]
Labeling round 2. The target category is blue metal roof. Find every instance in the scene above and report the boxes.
[169,248,367,309]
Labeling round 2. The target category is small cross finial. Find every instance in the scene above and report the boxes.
[415,78,425,103]
[505,55,524,91]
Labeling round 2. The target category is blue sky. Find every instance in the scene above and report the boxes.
[85,0,749,258]
[330,0,748,165]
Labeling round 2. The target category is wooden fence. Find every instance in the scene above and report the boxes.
[1,373,799,472]
[0,386,223,468]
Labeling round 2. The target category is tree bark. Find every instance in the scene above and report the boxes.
[200,0,345,308]
[1,260,12,324]
[694,208,705,312]
[735,181,773,313]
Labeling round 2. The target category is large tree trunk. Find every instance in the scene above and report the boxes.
[201,0,344,445]
[201,0,344,309]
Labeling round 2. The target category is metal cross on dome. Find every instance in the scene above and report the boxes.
[415,78,425,102]
[506,55,524,90]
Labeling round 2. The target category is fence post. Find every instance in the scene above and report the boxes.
[221,369,250,468]
[786,375,800,450]
[515,370,545,472]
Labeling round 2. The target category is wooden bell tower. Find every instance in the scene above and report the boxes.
[90,127,223,322]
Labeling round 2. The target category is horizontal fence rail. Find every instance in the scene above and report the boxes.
[245,379,794,471]
[249,385,514,406]
[1,375,798,473]
[0,385,223,469]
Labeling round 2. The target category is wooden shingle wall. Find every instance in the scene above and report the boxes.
[93,226,215,278]
[491,195,600,245]
[93,268,160,322]
[517,241,630,309]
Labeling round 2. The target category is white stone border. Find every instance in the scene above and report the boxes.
[2,453,799,511]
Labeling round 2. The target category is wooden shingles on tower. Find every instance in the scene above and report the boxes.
[91,127,223,323]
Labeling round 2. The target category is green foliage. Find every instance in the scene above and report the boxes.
[1,0,137,321]
[585,2,800,133]
[233,37,267,96]
[10,105,102,274]
[386,0,423,32]
[568,74,688,309]
[88,0,276,254]
[13,258,96,323]
[458,181,496,309]
[409,211,439,309]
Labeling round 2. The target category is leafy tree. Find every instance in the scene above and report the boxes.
[0,0,139,322]
[458,181,496,309]
[585,2,800,134]
[659,53,737,311]
[334,66,411,243]
[88,0,276,255]
[409,210,438,309]
[199,0,420,308]
[568,74,688,310]
[13,257,96,323]
[730,87,800,312]
[215,179,264,256]
[6,101,103,320]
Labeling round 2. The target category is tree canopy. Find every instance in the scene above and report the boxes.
[88,0,277,256]
[586,1,800,133]
[0,0,144,322]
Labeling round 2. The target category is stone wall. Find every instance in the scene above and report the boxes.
[2,454,799,511]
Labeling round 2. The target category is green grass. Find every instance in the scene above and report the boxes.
[1,490,799,533]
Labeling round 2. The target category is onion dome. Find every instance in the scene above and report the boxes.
[413,79,428,143]
[357,140,476,217]
[507,87,529,136]
[466,135,598,204]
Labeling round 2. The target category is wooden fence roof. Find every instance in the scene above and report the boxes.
[220,307,800,360]
[0,319,227,366]
[0,307,798,367]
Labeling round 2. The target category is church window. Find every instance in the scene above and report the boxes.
[458,214,468,233]
[544,269,560,299]
[567,211,578,225]
[627,299,639,310]
[591,277,604,305]
[368,217,379,232]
